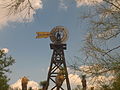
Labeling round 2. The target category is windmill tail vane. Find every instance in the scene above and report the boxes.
[36,32,50,39]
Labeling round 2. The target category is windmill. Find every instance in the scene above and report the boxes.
[36,26,71,90]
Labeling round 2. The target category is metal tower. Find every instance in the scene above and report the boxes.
[36,26,71,90]
[45,43,71,90]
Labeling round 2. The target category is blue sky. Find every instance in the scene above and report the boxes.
[0,0,99,85]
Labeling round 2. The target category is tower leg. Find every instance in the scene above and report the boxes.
[46,44,71,90]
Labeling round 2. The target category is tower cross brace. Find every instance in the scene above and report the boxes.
[45,43,71,90]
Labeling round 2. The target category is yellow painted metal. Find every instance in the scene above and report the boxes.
[36,32,50,38]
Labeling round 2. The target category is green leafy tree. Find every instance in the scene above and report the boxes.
[39,81,47,90]
[0,50,15,90]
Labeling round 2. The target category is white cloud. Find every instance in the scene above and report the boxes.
[1,48,9,53]
[0,0,43,28]
[68,65,115,89]
[68,74,82,89]
[88,75,114,88]
[10,78,40,89]
[68,73,114,89]
[59,0,68,10]
[69,74,81,85]
[75,0,103,7]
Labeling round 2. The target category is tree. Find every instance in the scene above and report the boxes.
[0,0,37,21]
[39,81,47,90]
[0,49,15,90]
[70,0,120,89]
[82,0,120,76]
[28,87,33,90]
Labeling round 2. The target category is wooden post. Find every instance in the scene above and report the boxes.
[91,87,94,90]
[21,76,29,90]
[81,75,87,90]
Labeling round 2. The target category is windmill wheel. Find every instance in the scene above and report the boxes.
[50,26,68,43]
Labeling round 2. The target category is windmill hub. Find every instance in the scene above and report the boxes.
[50,26,68,44]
